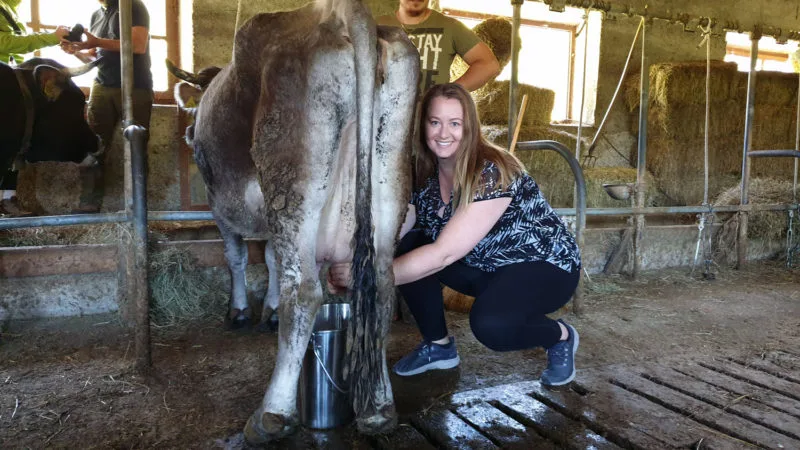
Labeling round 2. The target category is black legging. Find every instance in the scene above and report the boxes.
[397,230,580,351]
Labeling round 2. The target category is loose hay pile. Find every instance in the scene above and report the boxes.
[147,237,228,327]
[0,223,120,247]
[714,177,797,240]
[626,62,799,206]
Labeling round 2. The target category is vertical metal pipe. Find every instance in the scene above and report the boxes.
[120,0,135,128]
[119,0,150,372]
[574,11,589,219]
[737,33,759,269]
[126,125,151,373]
[575,11,589,160]
[508,0,523,145]
[633,18,648,279]
[518,140,585,314]
[794,74,799,205]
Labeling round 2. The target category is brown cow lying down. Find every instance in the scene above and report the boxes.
[170,0,419,444]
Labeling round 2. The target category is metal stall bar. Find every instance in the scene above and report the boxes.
[553,203,800,216]
[539,0,799,42]
[119,0,151,372]
[508,0,524,142]
[633,18,647,278]
[517,140,586,314]
[737,32,760,269]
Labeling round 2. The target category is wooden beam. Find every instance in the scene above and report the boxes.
[0,240,266,278]
[0,244,117,278]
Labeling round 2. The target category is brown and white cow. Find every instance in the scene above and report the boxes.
[170,0,418,443]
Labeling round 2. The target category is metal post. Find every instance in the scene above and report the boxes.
[633,18,648,278]
[119,0,151,372]
[575,11,589,160]
[508,0,523,143]
[737,31,759,269]
[518,140,585,314]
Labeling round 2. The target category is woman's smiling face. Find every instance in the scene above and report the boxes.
[425,96,464,163]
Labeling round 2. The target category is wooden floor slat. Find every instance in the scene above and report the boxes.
[599,367,800,449]
[639,363,800,440]
[672,361,800,418]
[454,401,560,450]
[492,391,622,450]
[728,356,800,385]
[410,408,496,449]
[565,372,748,450]
[372,423,437,450]
[704,358,800,400]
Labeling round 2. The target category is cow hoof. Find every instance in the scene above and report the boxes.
[356,408,398,435]
[243,411,298,445]
[226,308,252,330]
[256,311,279,333]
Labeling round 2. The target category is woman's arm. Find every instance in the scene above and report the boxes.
[392,196,511,284]
[328,198,511,290]
[65,27,149,55]
[0,27,68,56]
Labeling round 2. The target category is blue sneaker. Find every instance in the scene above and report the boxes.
[541,321,579,386]
[393,338,460,376]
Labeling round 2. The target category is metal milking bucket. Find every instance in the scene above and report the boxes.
[298,303,353,429]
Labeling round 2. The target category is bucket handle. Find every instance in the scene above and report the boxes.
[313,344,349,395]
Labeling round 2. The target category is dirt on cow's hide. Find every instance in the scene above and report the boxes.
[0,261,798,448]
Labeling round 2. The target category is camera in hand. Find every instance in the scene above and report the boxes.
[66,24,84,42]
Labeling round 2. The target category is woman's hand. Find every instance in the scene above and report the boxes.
[53,26,70,40]
[327,263,352,295]
[61,30,99,52]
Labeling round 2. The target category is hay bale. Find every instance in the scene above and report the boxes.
[483,124,582,207]
[451,18,513,82]
[443,287,473,313]
[625,61,740,110]
[713,178,796,241]
[16,161,84,215]
[475,81,555,126]
[638,101,745,139]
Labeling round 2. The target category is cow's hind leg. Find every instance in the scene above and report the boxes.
[217,219,252,329]
[256,242,280,332]
[245,247,323,444]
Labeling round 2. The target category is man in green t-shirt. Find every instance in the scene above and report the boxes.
[377,0,500,95]
[0,0,69,64]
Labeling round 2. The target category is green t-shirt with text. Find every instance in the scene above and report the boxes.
[377,10,480,96]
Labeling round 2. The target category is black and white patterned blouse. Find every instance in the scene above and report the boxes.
[412,161,581,273]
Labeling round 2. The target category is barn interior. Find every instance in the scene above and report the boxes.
[1,0,800,448]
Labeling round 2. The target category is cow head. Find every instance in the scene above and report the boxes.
[16,58,102,166]
[166,59,222,145]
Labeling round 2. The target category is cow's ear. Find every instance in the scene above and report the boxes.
[33,65,67,101]
[175,81,202,111]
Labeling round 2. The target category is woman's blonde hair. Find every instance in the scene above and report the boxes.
[416,83,524,209]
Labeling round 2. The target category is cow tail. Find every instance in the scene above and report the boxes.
[342,0,380,419]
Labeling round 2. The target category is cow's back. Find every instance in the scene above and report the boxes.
[192,5,358,240]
